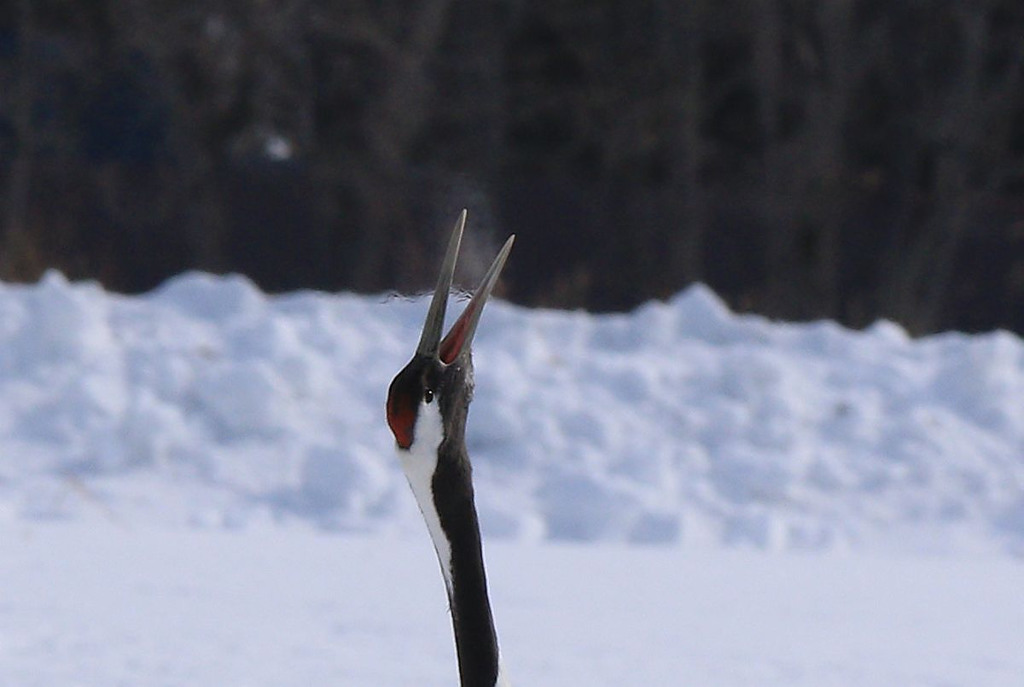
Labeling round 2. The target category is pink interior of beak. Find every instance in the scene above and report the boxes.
[439,301,477,364]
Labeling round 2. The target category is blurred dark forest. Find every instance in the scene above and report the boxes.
[1,0,1023,334]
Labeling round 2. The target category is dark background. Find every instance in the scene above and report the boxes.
[1,0,1022,335]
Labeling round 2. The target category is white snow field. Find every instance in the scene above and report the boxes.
[3,522,1022,687]
[1,271,1023,685]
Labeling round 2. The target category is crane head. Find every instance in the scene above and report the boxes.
[386,210,514,451]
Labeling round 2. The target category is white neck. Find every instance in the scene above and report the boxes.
[397,401,453,594]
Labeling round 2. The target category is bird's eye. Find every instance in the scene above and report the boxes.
[424,388,434,404]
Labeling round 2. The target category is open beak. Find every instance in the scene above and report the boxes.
[415,210,515,364]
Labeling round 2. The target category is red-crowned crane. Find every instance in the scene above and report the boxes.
[386,211,514,687]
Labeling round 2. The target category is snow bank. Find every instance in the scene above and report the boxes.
[1,272,1022,555]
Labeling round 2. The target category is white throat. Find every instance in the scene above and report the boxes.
[397,401,454,594]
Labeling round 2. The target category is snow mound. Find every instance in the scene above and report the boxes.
[1,272,1022,555]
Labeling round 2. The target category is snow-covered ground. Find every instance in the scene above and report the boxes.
[1,271,1023,685]
[3,522,1022,687]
